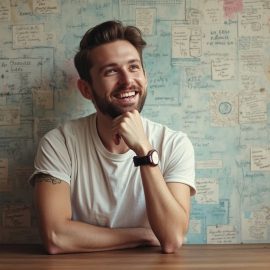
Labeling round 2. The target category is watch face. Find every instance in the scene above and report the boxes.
[151,150,159,165]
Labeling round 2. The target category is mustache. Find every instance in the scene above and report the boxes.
[112,84,139,94]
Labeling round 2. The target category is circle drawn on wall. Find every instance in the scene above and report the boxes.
[219,101,232,115]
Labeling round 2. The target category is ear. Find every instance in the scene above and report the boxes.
[77,79,92,100]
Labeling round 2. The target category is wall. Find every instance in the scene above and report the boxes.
[0,0,269,244]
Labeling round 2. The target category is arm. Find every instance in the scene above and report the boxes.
[112,110,193,253]
[140,168,191,253]
[33,174,159,254]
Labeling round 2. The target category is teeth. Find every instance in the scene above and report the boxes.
[118,91,136,98]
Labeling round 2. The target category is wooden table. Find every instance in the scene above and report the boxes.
[0,244,269,269]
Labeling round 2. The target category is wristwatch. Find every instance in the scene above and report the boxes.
[133,149,159,167]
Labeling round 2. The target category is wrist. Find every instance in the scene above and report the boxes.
[134,143,153,156]
[133,149,159,167]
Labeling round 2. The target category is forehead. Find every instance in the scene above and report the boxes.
[88,40,141,68]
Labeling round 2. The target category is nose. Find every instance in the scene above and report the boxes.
[118,68,132,86]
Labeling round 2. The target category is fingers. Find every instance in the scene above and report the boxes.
[112,110,139,136]
[111,110,144,149]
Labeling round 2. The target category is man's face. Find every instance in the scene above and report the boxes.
[87,40,147,118]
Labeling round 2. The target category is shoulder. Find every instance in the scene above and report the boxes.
[43,113,95,141]
[61,113,95,134]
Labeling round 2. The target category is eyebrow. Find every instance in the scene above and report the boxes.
[99,59,141,74]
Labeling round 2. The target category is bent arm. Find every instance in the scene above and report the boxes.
[33,174,159,254]
[112,111,193,253]
[140,166,191,253]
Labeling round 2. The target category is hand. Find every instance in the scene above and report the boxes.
[112,110,152,155]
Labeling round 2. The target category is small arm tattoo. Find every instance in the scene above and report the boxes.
[34,173,63,185]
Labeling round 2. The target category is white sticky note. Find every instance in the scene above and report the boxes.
[33,0,60,14]
[0,107,20,125]
[242,209,268,241]
[136,8,156,35]
[13,24,45,48]
[172,26,191,58]
[239,92,267,123]
[196,178,219,204]
[212,58,235,80]
[3,205,31,228]
[202,0,223,24]
[238,1,264,37]
[251,146,270,171]
[0,0,10,21]
[207,224,238,244]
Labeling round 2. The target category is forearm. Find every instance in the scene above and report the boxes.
[41,219,157,254]
[140,166,189,253]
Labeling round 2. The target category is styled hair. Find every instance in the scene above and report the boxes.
[74,20,147,82]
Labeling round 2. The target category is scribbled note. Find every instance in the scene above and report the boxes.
[3,205,31,228]
[242,208,269,241]
[172,25,191,58]
[239,1,263,36]
[0,0,10,21]
[207,224,238,244]
[211,58,235,80]
[172,25,202,59]
[239,92,267,123]
[251,146,270,171]
[0,107,20,126]
[12,24,45,48]
[203,0,223,24]
[136,8,156,35]
[33,0,60,14]
[196,178,219,204]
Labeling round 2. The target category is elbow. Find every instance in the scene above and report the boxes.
[45,243,61,255]
[42,230,64,255]
[161,236,183,254]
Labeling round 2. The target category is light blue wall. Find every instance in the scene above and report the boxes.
[0,0,269,244]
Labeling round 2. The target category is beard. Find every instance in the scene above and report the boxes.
[91,85,147,118]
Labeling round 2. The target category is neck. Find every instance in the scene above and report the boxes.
[95,113,129,154]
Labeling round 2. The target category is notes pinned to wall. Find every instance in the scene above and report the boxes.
[0,0,269,244]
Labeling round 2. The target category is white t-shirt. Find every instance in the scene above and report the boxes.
[30,113,196,228]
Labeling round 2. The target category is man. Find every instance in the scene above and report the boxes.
[30,20,196,254]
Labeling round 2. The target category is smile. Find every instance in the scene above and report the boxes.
[112,90,139,106]
[114,91,137,99]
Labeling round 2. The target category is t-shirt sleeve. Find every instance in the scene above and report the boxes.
[163,134,196,195]
[29,128,71,186]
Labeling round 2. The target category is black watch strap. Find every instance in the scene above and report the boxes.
[133,150,159,167]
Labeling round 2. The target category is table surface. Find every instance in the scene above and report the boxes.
[0,244,270,270]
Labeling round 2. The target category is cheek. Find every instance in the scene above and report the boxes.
[136,76,147,88]
[92,79,110,92]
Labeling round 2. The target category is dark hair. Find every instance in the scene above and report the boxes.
[74,20,147,82]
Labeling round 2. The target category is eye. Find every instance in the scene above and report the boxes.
[104,68,118,76]
[129,64,140,71]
